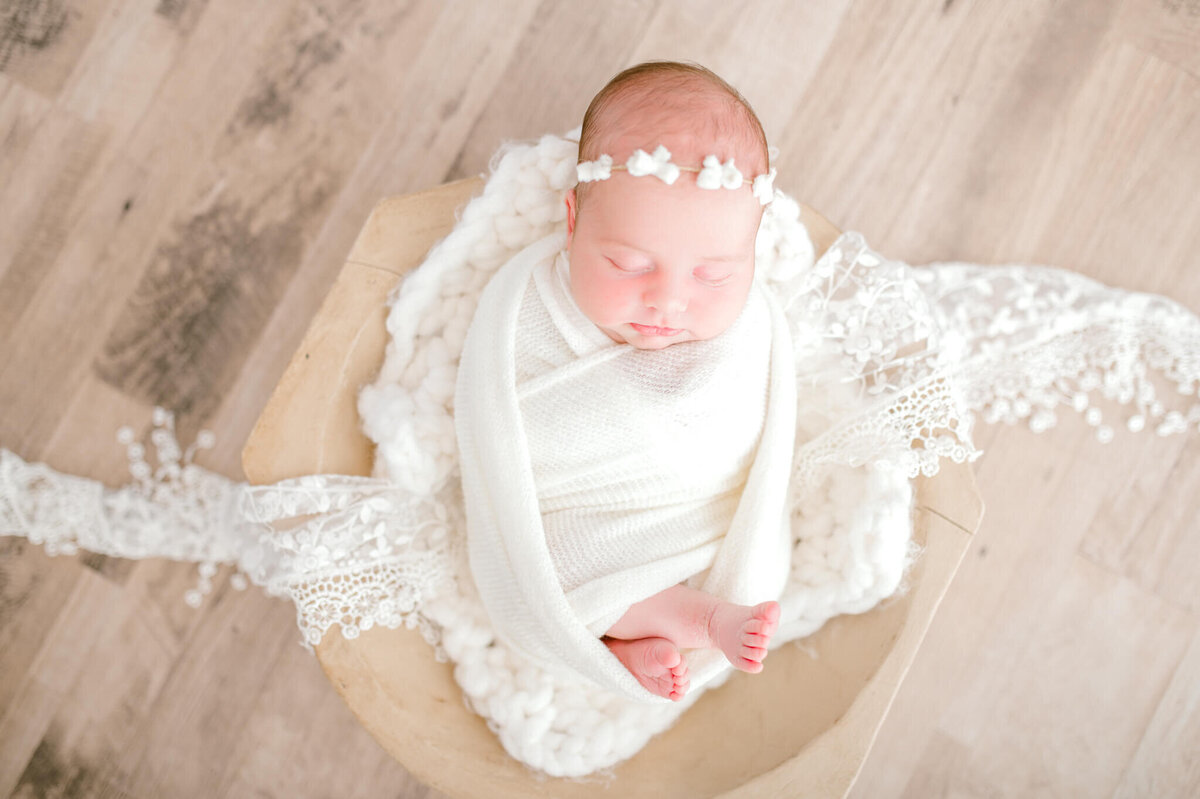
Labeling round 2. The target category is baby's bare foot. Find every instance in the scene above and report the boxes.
[604,637,690,701]
[708,600,781,673]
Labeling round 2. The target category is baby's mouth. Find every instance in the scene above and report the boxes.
[630,323,683,337]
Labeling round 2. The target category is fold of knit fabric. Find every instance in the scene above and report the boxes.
[455,232,798,701]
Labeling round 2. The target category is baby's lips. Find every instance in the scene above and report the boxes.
[631,323,682,336]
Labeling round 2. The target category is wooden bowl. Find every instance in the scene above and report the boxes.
[242,179,983,798]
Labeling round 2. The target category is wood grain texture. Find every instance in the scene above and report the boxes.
[1,0,1197,796]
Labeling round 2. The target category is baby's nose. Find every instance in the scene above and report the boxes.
[644,273,688,314]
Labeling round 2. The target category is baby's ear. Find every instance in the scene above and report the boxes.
[565,188,577,240]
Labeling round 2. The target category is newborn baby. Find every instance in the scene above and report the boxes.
[457,61,795,703]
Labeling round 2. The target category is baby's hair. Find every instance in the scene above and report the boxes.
[575,61,769,210]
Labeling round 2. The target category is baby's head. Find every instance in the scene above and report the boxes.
[565,61,771,350]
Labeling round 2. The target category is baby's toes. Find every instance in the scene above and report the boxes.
[655,672,679,696]
[739,643,768,664]
[741,624,772,649]
[670,670,690,699]
[744,618,775,638]
[647,639,681,672]
[736,656,765,673]
[752,601,781,631]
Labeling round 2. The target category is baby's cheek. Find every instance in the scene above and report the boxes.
[698,288,752,336]
[578,275,632,323]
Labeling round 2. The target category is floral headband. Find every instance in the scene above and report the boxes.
[576,144,777,205]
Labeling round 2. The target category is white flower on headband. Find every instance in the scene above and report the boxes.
[626,145,680,184]
[574,143,777,205]
[752,167,777,205]
[696,155,744,190]
[576,153,613,183]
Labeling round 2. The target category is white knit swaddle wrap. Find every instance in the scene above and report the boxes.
[526,249,770,635]
[456,232,798,701]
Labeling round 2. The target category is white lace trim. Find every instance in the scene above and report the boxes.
[920,263,1200,439]
[1,410,248,603]
[236,475,459,651]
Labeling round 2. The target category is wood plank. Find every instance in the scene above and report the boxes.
[0,149,151,458]
[445,1,659,181]
[6,565,178,798]
[628,0,853,141]
[56,0,192,139]
[0,104,110,350]
[1139,442,1200,612]
[93,0,457,440]
[1113,621,1200,797]
[118,578,297,796]
[0,0,112,97]
[219,631,442,799]
[895,730,987,799]
[0,567,120,797]
[0,544,81,730]
[8,727,139,798]
[1080,419,1200,613]
[850,418,1094,796]
[1114,0,1200,79]
[775,0,1034,257]
[0,678,70,798]
[0,76,54,266]
[924,554,1192,797]
[0,0,297,457]
[936,422,1163,745]
[1031,41,1200,296]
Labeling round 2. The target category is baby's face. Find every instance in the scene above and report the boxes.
[565,167,763,350]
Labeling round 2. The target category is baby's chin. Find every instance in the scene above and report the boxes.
[627,336,685,350]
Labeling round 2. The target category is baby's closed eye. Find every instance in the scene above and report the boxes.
[604,255,733,286]
[606,256,651,273]
[694,266,733,286]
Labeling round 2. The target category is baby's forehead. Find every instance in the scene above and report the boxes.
[586,173,764,254]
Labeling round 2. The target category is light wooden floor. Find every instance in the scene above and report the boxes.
[1,1,1198,796]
